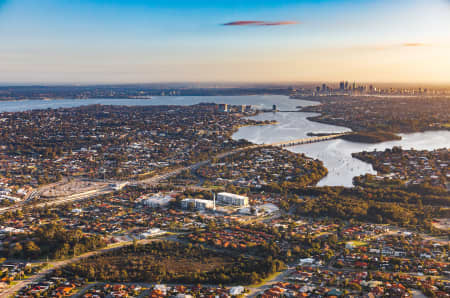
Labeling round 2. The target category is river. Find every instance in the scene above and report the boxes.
[0,95,448,187]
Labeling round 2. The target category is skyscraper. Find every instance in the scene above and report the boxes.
[218,104,228,112]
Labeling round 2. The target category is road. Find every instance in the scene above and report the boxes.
[137,144,261,186]
[0,131,346,215]
[0,144,265,217]
[0,140,326,296]
[0,237,168,298]
[0,137,317,215]
[270,133,350,148]
[411,289,428,298]
[247,268,295,297]
[1,231,268,297]
[0,188,111,215]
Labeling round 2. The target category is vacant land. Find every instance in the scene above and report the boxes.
[57,241,284,285]
[40,179,107,198]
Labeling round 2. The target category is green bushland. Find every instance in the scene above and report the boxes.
[56,241,284,285]
[340,131,401,143]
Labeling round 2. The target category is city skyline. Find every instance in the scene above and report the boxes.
[1,0,450,84]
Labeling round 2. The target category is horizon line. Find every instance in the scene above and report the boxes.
[1,81,450,87]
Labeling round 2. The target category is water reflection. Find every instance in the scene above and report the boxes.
[233,110,450,187]
[0,95,448,187]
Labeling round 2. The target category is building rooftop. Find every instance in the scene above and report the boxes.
[217,192,248,199]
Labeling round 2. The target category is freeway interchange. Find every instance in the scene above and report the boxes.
[0,133,342,216]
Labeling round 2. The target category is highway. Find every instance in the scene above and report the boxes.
[270,133,350,148]
[0,188,111,215]
[0,134,342,215]
[136,144,261,186]
[0,135,350,295]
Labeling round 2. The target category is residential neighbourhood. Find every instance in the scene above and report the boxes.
[0,104,267,191]
[353,147,449,190]
[0,101,447,298]
[1,0,450,295]
[195,147,327,190]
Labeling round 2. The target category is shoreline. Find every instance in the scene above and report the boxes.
[292,97,449,143]
[232,97,449,188]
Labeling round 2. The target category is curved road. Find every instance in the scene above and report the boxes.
[0,237,168,298]
[0,138,336,296]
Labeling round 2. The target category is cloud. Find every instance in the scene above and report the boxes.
[263,21,299,26]
[223,20,299,26]
[402,43,427,47]
[223,21,265,26]
[347,43,430,52]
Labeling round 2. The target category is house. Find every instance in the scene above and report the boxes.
[299,258,321,266]
[229,286,245,296]
[327,289,343,297]
[382,247,395,256]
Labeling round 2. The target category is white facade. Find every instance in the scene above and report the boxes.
[110,182,128,191]
[140,228,166,239]
[218,104,228,112]
[0,195,21,202]
[217,192,249,207]
[141,194,173,208]
[181,198,214,210]
[230,286,245,296]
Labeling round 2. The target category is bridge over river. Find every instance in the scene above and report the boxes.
[267,133,350,148]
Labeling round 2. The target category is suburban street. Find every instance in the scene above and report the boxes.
[0,237,170,298]
[0,143,263,215]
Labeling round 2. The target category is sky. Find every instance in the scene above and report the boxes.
[0,0,450,84]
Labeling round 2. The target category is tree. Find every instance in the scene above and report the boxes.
[349,282,362,292]
[250,272,260,284]
[132,237,138,252]
[376,214,383,224]
[25,241,41,258]
[10,242,23,258]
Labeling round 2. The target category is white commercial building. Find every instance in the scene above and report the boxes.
[217,192,249,207]
[218,104,228,112]
[140,228,166,239]
[109,182,128,191]
[181,198,214,210]
[141,194,173,208]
